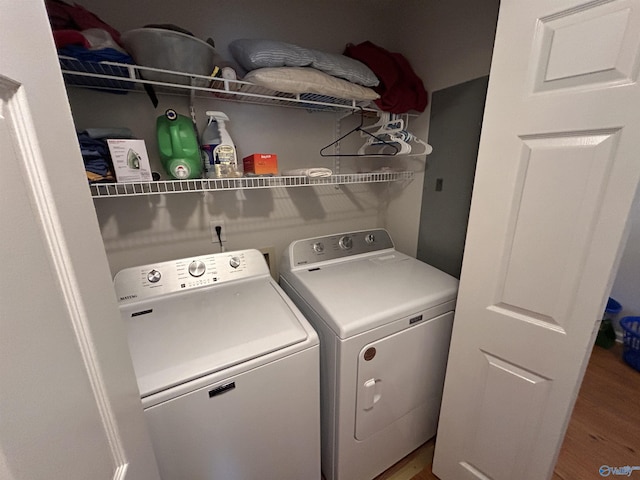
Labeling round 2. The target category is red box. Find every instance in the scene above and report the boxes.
[243,153,278,175]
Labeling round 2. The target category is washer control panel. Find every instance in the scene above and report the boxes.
[290,229,394,267]
[114,249,268,305]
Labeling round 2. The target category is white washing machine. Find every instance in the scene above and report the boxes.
[279,229,459,480]
[114,249,321,480]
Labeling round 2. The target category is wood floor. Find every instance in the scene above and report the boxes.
[373,343,640,480]
[552,344,640,480]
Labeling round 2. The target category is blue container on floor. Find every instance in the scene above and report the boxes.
[620,316,640,372]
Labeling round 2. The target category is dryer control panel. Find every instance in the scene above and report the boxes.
[114,249,269,304]
[288,229,394,267]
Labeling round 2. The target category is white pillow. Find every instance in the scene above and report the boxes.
[244,67,380,101]
[229,39,379,87]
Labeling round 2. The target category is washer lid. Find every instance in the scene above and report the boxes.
[120,278,308,397]
[283,251,458,339]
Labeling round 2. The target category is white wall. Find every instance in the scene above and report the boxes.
[382,0,500,256]
[67,0,501,275]
[77,90,397,275]
[385,0,500,93]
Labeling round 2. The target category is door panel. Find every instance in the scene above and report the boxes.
[0,1,160,478]
[1,77,116,480]
[532,1,640,91]
[433,0,640,478]
[461,353,552,480]
[499,130,619,328]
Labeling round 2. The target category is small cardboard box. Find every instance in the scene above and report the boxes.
[243,153,278,175]
[107,139,153,183]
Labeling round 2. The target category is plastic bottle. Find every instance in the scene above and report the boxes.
[200,115,221,178]
[156,109,202,179]
[202,111,240,178]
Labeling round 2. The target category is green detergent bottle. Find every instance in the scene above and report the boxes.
[156,109,202,179]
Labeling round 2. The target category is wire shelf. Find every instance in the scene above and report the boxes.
[59,56,378,113]
[89,171,414,198]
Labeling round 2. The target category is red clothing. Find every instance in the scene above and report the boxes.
[46,0,123,47]
[52,29,89,49]
[344,41,428,113]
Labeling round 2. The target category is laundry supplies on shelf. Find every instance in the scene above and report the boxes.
[156,109,202,179]
[282,168,333,178]
[243,153,278,176]
[200,113,221,178]
[201,111,240,178]
[106,139,153,183]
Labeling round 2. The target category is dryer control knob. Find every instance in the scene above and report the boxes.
[188,260,206,277]
[313,242,325,253]
[147,269,161,283]
[339,235,353,250]
[229,256,241,269]
[365,233,376,245]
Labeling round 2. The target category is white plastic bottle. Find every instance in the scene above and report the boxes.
[201,114,221,178]
[203,111,239,178]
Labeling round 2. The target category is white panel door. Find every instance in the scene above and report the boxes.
[0,1,160,479]
[433,0,640,479]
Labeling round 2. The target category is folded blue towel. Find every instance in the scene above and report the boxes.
[84,158,111,176]
[58,45,133,64]
[77,132,114,178]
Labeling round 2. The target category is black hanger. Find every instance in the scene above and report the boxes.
[319,107,399,157]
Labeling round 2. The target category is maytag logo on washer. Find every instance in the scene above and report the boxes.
[119,294,138,301]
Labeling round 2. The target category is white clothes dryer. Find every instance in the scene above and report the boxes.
[114,249,320,480]
[279,229,458,480]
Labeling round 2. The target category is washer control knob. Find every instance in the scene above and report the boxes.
[365,233,376,245]
[147,269,161,283]
[188,260,206,277]
[313,242,325,253]
[339,235,353,250]
[229,256,241,269]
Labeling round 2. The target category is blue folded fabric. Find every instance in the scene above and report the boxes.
[77,132,114,177]
[59,46,135,94]
[58,45,133,64]
[84,158,111,176]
